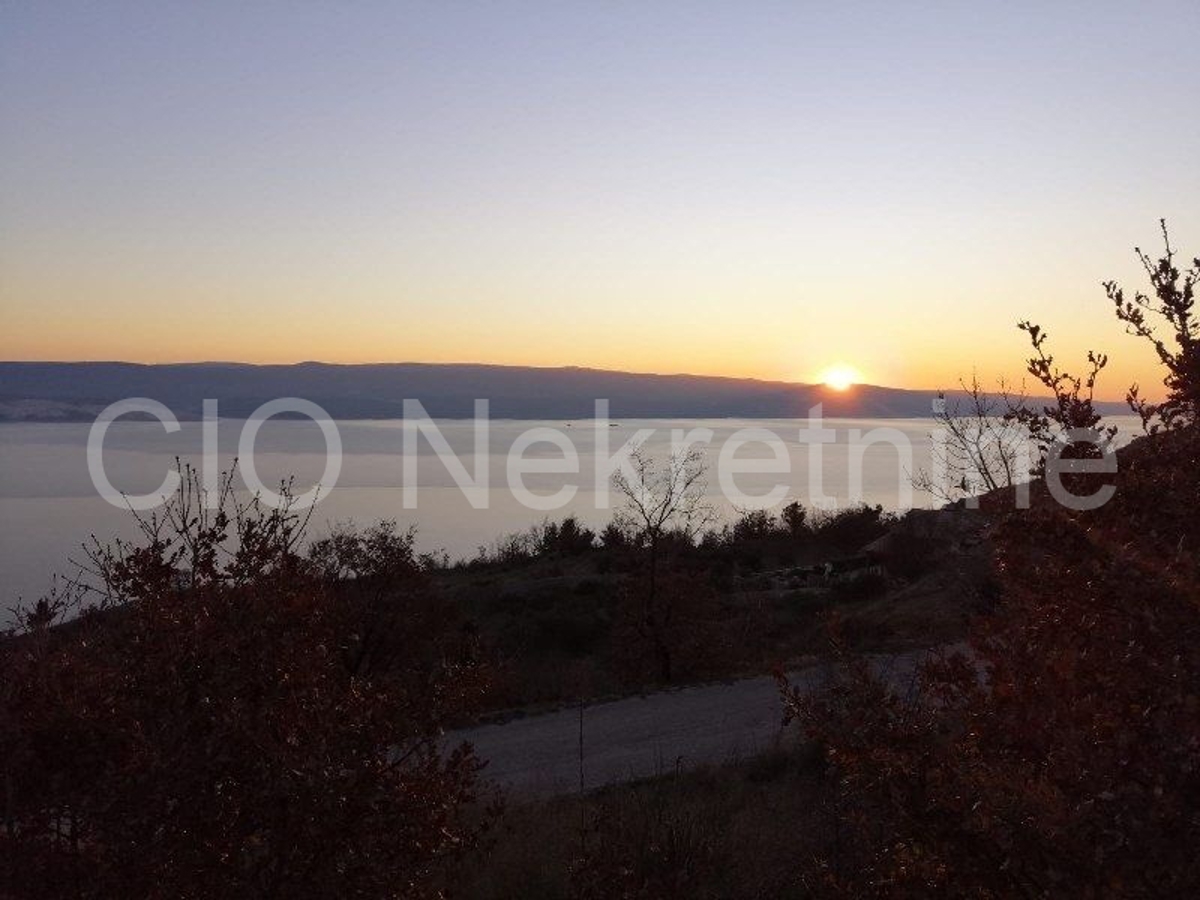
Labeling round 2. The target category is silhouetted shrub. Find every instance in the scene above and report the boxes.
[1007,321,1117,473]
[599,520,633,551]
[780,500,809,535]
[537,516,597,557]
[1106,221,1199,430]
[467,516,596,567]
[809,504,889,552]
[731,509,779,542]
[877,528,939,581]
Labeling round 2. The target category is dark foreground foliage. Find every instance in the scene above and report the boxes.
[454,747,828,900]
[781,427,1200,897]
[0,472,497,899]
[781,226,1200,897]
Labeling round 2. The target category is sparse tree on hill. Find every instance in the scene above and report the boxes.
[612,447,713,682]
[914,373,1030,503]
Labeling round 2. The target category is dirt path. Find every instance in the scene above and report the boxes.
[447,651,928,798]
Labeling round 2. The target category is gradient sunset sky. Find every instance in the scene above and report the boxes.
[2,2,1197,398]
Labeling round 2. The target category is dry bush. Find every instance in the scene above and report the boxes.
[784,490,1200,898]
[780,229,1200,896]
[611,566,731,686]
[0,468,497,899]
[1107,220,1199,430]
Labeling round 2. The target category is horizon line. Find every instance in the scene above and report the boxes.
[0,358,1148,405]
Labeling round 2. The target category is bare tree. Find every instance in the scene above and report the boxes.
[611,447,713,681]
[914,374,1030,504]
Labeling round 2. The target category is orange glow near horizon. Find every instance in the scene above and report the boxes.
[0,210,1180,403]
[2,5,1195,405]
[819,364,861,391]
[0,308,1173,403]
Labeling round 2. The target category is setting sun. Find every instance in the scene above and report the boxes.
[819,365,861,391]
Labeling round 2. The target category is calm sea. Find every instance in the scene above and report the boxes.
[0,416,1140,614]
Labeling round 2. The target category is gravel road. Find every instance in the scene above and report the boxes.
[447,651,927,799]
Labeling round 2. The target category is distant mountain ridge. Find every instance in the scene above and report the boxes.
[0,361,1129,421]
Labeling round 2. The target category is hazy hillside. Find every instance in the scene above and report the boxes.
[0,361,929,420]
[0,361,1126,421]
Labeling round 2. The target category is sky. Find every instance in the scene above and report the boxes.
[2,1,1198,398]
